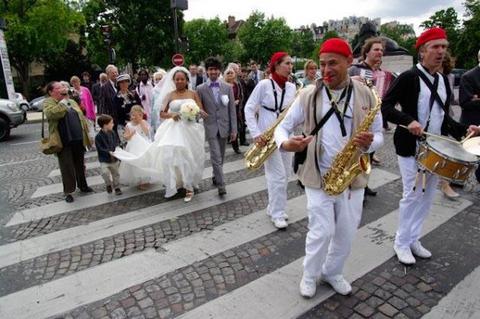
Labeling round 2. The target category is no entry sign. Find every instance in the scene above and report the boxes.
[172,53,184,66]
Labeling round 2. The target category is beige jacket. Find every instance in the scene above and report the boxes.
[297,80,378,189]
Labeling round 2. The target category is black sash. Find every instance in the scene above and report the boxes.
[293,81,353,173]
[415,66,448,132]
[262,79,286,117]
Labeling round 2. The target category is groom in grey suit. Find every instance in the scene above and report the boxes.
[197,57,237,196]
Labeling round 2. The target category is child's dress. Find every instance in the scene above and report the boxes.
[116,121,155,186]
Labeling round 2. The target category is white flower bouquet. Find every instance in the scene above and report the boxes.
[180,101,200,121]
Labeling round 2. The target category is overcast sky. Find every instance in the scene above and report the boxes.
[183,0,465,35]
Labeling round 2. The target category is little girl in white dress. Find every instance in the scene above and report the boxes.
[116,105,155,190]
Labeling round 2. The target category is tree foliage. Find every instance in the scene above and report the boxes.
[455,0,480,68]
[237,11,293,65]
[82,0,180,70]
[183,18,230,64]
[380,23,416,57]
[291,28,315,59]
[1,0,84,96]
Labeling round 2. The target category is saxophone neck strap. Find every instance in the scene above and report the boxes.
[324,80,353,137]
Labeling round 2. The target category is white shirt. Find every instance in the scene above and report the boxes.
[136,81,154,117]
[416,63,446,135]
[275,86,384,174]
[244,79,296,139]
[109,80,117,93]
[190,74,197,90]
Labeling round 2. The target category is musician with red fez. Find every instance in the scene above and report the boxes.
[381,27,480,265]
[244,52,296,229]
[275,38,384,297]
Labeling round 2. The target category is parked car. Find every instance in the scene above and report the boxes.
[0,98,25,141]
[15,92,30,111]
[29,95,47,111]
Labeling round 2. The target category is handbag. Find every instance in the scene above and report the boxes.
[39,110,63,155]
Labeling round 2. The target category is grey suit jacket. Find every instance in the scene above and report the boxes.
[197,81,237,139]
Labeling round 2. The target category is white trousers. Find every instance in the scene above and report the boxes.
[303,186,364,278]
[263,149,292,219]
[395,155,439,249]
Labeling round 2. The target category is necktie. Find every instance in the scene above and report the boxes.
[209,82,219,88]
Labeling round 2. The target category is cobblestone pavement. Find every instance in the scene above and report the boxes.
[0,119,479,319]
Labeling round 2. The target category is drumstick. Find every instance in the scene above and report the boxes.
[460,131,475,144]
[398,125,459,143]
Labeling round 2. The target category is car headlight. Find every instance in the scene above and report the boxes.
[7,102,19,111]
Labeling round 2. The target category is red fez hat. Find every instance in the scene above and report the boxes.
[415,27,447,50]
[269,51,288,73]
[319,38,352,58]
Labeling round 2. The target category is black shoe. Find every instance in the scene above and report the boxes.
[65,194,74,203]
[212,177,217,186]
[240,141,250,146]
[365,186,377,196]
[80,186,94,193]
[233,148,242,154]
[106,185,113,193]
[218,187,227,196]
[115,188,122,195]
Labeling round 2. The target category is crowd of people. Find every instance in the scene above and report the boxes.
[42,26,480,299]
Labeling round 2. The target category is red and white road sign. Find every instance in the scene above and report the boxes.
[172,53,184,66]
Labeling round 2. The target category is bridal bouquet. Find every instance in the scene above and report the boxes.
[180,101,200,121]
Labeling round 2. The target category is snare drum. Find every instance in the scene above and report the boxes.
[416,136,479,184]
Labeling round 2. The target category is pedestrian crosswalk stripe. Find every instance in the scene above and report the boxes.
[177,194,471,319]
[31,157,247,199]
[0,168,400,319]
[423,265,480,319]
[47,146,249,178]
[2,168,398,268]
[0,175,269,268]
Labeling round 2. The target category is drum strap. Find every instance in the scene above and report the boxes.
[415,66,449,132]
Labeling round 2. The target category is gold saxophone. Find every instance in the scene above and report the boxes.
[244,80,304,170]
[322,81,382,196]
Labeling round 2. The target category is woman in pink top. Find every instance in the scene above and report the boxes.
[70,76,96,122]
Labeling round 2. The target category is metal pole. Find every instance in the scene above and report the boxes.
[173,8,179,53]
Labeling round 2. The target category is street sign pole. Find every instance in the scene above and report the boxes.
[173,8,179,53]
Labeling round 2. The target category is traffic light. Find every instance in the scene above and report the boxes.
[170,0,188,10]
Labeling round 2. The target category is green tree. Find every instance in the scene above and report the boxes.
[1,0,84,96]
[237,11,293,65]
[380,23,416,57]
[291,28,315,59]
[183,18,229,64]
[455,0,480,68]
[82,0,180,69]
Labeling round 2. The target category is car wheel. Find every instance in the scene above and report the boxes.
[0,118,10,141]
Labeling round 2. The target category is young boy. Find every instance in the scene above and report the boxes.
[95,114,122,195]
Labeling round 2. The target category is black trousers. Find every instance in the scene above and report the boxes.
[57,141,88,194]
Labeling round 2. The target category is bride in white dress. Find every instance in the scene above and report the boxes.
[113,66,207,202]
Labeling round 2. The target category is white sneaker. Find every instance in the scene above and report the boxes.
[394,245,416,265]
[322,275,352,295]
[266,211,289,220]
[300,274,317,298]
[272,217,288,229]
[410,241,432,259]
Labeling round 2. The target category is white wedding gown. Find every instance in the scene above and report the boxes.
[113,98,205,197]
